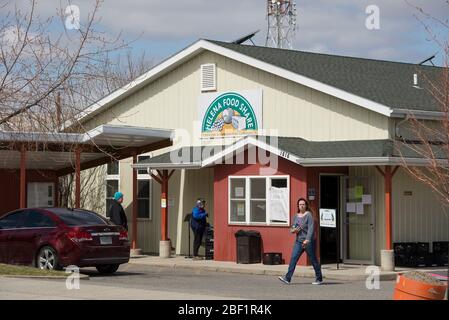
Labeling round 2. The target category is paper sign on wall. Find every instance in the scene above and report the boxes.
[356,202,364,215]
[346,202,356,213]
[362,195,372,205]
[161,198,167,208]
[355,186,363,200]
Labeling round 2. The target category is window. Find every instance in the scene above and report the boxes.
[228,176,289,225]
[23,211,56,228]
[106,161,119,217]
[0,212,24,229]
[230,178,246,222]
[55,210,108,226]
[137,155,151,219]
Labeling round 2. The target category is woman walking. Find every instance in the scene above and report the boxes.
[278,198,323,285]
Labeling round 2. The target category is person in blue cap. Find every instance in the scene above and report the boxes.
[108,191,128,231]
[190,198,208,260]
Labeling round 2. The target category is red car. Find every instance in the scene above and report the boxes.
[0,208,130,274]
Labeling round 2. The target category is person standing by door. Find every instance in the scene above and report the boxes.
[278,198,323,285]
[108,192,128,231]
[190,198,208,260]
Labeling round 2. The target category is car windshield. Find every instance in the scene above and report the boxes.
[50,209,109,226]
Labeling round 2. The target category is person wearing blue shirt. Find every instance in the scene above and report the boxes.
[190,198,208,260]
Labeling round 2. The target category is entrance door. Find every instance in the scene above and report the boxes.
[319,175,340,264]
[342,176,375,264]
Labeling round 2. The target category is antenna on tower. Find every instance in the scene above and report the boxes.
[265,0,297,49]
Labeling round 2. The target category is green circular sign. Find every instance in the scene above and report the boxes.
[202,92,258,135]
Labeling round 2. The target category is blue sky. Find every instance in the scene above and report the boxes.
[3,0,449,66]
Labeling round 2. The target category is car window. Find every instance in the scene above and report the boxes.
[0,212,24,229]
[56,210,108,226]
[23,211,56,228]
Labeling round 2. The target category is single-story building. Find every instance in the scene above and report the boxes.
[55,39,449,266]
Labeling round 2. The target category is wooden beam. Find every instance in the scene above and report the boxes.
[75,148,81,208]
[20,144,26,208]
[150,173,163,185]
[392,165,400,177]
[168,169,175,180]
[56,138,172,176]
[132,152,138,250]
[375,165,385,177]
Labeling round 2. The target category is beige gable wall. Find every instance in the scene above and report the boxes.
[80,49,393,254]
[83,50,390,143]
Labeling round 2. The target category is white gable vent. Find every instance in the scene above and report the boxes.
[201,63,216,92]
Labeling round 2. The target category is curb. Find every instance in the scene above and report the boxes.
[0,274,90,280]
[129,260,399,281]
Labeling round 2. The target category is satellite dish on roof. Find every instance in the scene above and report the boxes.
[232,30,260,45]
[418,53,437,66]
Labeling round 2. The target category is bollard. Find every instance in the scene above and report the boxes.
[381,249,395,271]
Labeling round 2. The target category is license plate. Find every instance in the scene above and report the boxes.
[100,236,112,245]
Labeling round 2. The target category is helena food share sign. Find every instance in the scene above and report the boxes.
[198,90,262,137]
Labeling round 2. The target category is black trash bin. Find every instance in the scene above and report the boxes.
[235,230,261,264]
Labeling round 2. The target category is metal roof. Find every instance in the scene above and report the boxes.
[0,125,173,171]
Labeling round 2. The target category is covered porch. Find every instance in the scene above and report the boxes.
[0,124,173,255]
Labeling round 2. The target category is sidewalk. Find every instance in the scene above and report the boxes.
[128,255,448,281]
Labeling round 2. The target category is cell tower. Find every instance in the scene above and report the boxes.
[265,0,297,49]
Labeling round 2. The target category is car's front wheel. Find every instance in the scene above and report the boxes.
[37,246,61,270]
[95,264,120,274]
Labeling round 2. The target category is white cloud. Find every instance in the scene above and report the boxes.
[3,0,448,64]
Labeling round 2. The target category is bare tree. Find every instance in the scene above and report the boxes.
[0,0,140,132]
[0,0,153,213]
[397,1,449,208]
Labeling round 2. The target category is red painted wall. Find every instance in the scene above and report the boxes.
[0,169,58,217]
[213,149,309,265]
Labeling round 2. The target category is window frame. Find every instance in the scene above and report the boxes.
[228,175,290,226]
[106,160,120,217]
[137,155,152,220]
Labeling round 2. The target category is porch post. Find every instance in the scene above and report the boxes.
[376,165,399,271]
[150,169,174,258]
[75,148,81,208]
[20,144,26,208]
[385,166,392,250]
[161,170,168,241]
[131,152,142,256]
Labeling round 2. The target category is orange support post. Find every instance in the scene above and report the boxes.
[150,169,174,243]
[377,165,399,251]
[75,148,81,208]
[20,145,26,208]
[132,152,138,249]
[385,166,392,250]
[161,170,168,241]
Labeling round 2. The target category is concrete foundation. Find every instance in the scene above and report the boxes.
[130,248,143,257]
[159,240,171,258]
[380,249,395,271]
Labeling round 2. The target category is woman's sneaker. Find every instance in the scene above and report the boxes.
[278,276,290,285]
[312,280,323,285]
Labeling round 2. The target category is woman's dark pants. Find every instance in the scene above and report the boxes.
[285,239,323,282]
